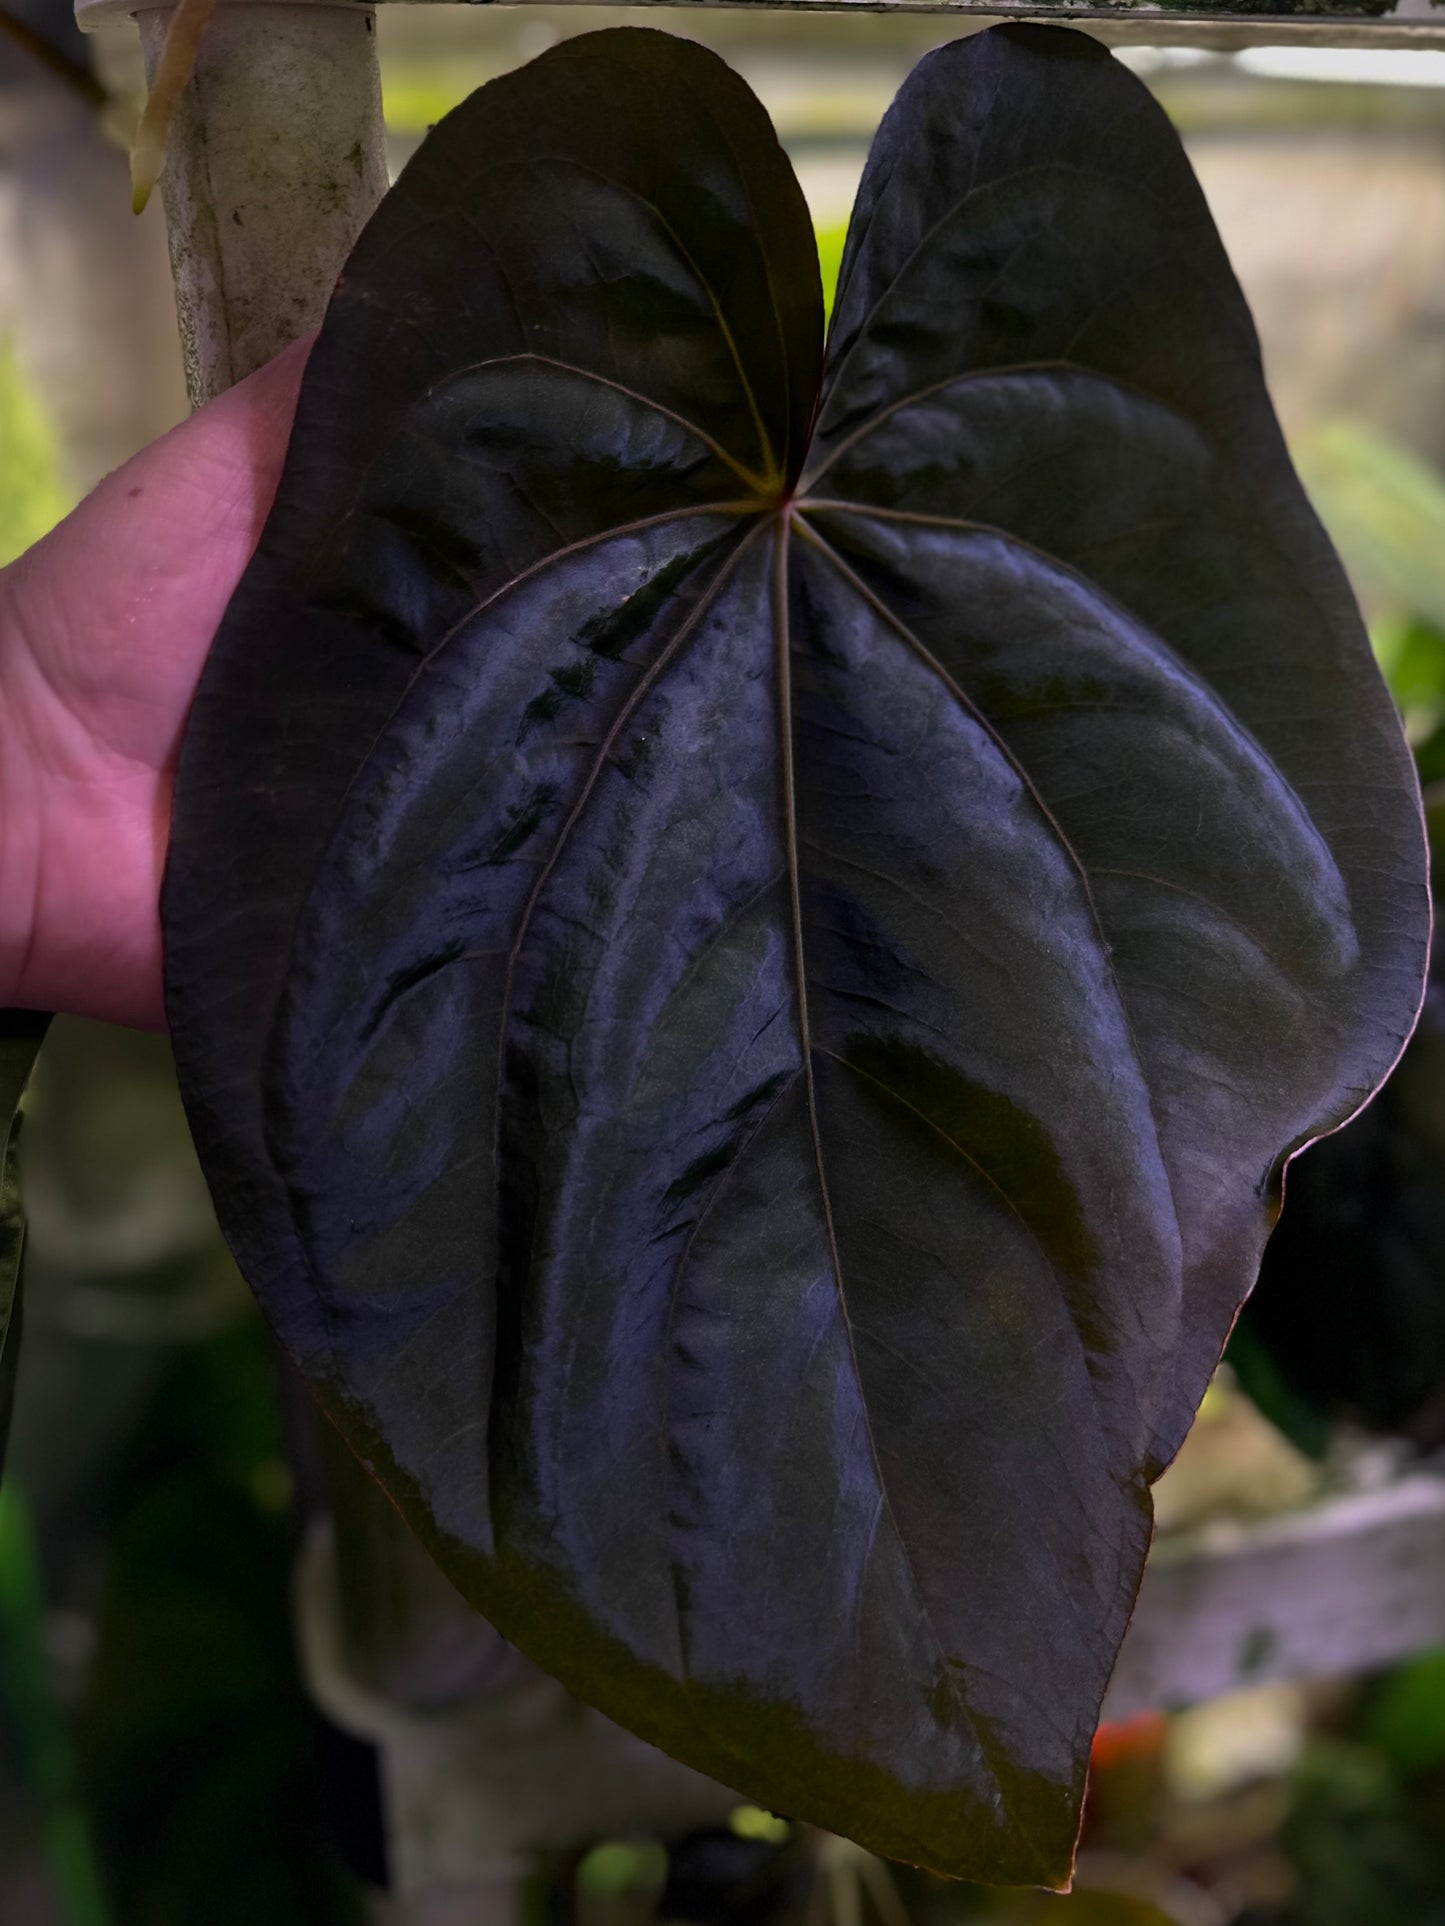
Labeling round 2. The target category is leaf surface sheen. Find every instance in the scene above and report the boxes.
[162,25,1428,1886]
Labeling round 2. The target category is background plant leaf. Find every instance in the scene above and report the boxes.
[0,1010,49,1475]
[163,26,1428,1888]
[1297,419,1445,639]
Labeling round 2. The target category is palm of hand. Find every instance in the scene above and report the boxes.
[0,339,308,1029]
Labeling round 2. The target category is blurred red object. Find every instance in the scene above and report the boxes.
[1092,1711,1168,1773]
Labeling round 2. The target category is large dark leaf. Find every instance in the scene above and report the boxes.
[162,25,1428,1886]
[0,1010,48,1473]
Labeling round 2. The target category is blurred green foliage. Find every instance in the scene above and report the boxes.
[0,339,68,569]
[76,1323,358,1926]
[816,222,847,326]
[1363,1650,1445,1780]
[0,1486,111,1926]
[1297,417,1445,756]
[0,1013,50,1477]
[577,1840,669,1901]
[1261,1736,1445,1926]
[1298,421,1445,640]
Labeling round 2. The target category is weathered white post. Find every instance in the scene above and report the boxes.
[86,0,387,401]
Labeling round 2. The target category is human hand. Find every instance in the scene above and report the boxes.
[0,334,311,1031]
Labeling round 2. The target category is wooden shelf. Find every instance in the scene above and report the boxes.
[1106,1470,1445,1720]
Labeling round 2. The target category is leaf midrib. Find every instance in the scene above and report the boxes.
[772,518,1055,1844]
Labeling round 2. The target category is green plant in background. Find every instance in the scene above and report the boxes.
[0,340,68,570]
[1297,419,1445,640]
[815,219,847,323]
[0,1012,48,1473]
[1365,1650,1445,1781]
[0,1014,360,1922]
[1295,417,1445,767]
[1265,1736,1445,1926]
[76,1326,359,1926]
[0,1484,110,1926]
[0,354,66,1476]
[0,350,63,1476]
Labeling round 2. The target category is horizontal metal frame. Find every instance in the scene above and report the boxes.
[76,0,1445,55]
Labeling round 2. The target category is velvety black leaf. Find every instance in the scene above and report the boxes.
[0,1010,48,1475]
[810,26,1425,1468]
[162,25,1428,1887]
